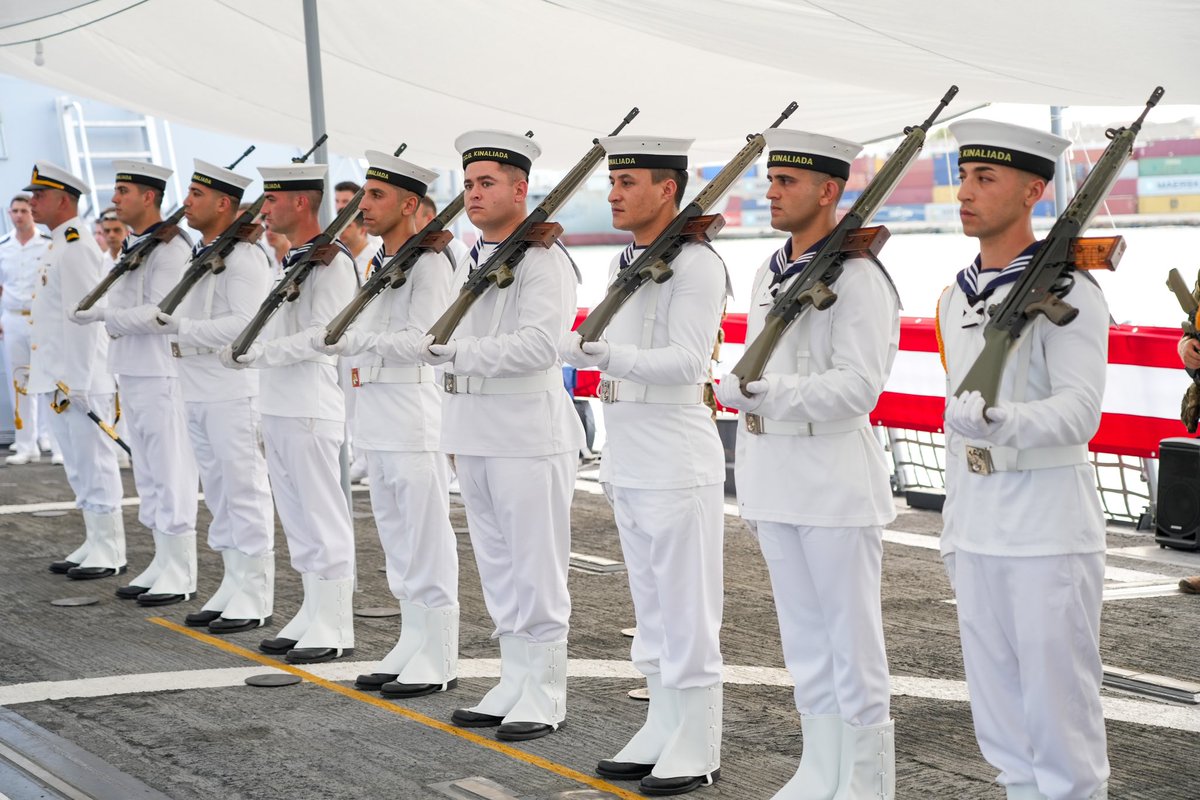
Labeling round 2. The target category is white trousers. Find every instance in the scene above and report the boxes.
[49,392,122,513]
[186,396,274,556]
[946,551,1110,800]
[2,310,54,453]
[756,522,890,726]
[456,452,574,643]
[607,483,724,689]
[365,449,457,608]
[261,414,353,579]
[119,375,198,535]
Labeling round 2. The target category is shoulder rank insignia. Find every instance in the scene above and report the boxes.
[64,227,80,242]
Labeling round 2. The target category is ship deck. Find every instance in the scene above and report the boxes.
[1,461,1198,800]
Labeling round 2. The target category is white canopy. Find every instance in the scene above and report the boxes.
[0,0,1194,168]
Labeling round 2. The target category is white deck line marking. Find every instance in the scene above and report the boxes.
[3,659,1197,731]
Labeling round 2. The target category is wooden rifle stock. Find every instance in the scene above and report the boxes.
[158,196,267,316]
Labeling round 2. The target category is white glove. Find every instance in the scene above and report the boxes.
[559,332,607,369]
[944,390,1010,440]
[71,306,105,324]
[421,334,456,365]
[580,340,611,371]
[154,311,180,334]
[714,374,768,412]
[311,327,348,356]
[219,343,262,370]
[125,305,164,334]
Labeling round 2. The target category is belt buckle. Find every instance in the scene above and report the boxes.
[598,379,617,404]
[443,372,458,394]
[745,413,763,435]
[170,342,182,358]
[965,445,994,475]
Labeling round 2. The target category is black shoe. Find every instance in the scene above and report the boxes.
[285,647,353,664]
[354,673,399,691]
[640,769,720,796]
[185,610,221,626]
[208,616,270,634]
[49,560,79,574]
[137,592,191,607]
[450,708,504,728]
[597,759,655,780]
[496,721,556,741]
[66,565,127,580]
[116,584,151,599]
[380,678,457,699]
[259,637,298,654]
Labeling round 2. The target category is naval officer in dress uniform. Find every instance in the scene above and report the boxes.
[716,130,900,799]
[314,151,460,698]
[220,162,358,664]
[561,136,727,795]
[938,120,1109,800]
[427,131,584,741]
[73,161,200,607]
[24,162,126,579]
[148,160,277,633]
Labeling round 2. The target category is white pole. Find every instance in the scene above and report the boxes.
[1050,106,1069,217]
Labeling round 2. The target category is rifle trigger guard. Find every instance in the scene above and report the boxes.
[488,264,515,289]
[1025,294,1078,326]
[798,281,837,311]
[284,283,301,302]
[639,260,673,285]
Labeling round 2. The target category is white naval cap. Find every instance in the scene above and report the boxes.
[24,161,89,198]
[599,135,693,171]
[191,159,253,200]
[258,163,328,192]
[112,160,173,192]
[364,151,439,198]
[455,130,541,174]
[949,119,1069,181]
[763,129,862,180]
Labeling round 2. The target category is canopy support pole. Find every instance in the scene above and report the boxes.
[1050,106,1068,217]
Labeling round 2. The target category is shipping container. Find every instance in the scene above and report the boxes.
[1139,156,1200,177]
[924,203,960,223]
[1095,196,1137,216]
[886,185,934,205]
[1138,195,1200,214]
[932,185,958,204]
[1137,174,1200,197]
[1109,177,1138,199]
[1138,139,1200,159]
[840,189,863,205]
[873,204,926,222]
[1033,200,1056,217]
[896,158,935,190]
[932,152,959,186]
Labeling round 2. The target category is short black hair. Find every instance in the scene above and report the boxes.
[9,194,31,207]
[335,181,361,194]
[419,195,437,215]
[649,168,688,208]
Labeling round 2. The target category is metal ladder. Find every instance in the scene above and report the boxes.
[56,97,183,218]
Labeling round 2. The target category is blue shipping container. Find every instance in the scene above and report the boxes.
[932,153,959,186]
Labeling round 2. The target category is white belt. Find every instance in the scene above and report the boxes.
[597,378,704,405]
[442,368,560,396]
[743,413,869,436]
[963,443,1088,475]
[352,364,435,386]
[171,342,216,358]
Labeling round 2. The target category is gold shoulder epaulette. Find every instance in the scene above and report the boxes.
[64,227,80,242]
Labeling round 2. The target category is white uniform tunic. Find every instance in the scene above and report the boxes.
[171,239,274,557]
[104,227,198,537]
[346,247,457,607]
[442,240,583,644]
[734,240,899,727]
[256,241,356,579]
[592,241,727,690]
[0,230,53,453]
[28,218,122,512]
[937,243,1110,800]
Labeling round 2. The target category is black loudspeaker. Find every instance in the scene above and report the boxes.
[1156,437,1200,551]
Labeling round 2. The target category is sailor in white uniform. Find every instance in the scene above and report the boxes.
[220,162,357,664]
[429,131,584,741]
[716,131,900,799]
[73,161,200,606]
[149,160,276,633]
[562,136,727,796]
[0,194,56,465]
[314,151,460,698]
[24,162,126,579]
[938,120,1110,800]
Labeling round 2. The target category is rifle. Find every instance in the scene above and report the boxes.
[575,101,798,343]
[953,87,1162,409]
[228,141,402,358]
[76,206,186,312]
[50,381,132,455]
[427,107,640,344]
[323,193,465,346]
[157,195,266,316]
[729,87,958,393]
